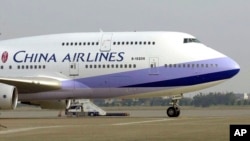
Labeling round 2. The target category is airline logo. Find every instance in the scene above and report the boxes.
[1,51,8,63]
[13,50,125,63]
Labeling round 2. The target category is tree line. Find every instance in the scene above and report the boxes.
[94,92,250,107]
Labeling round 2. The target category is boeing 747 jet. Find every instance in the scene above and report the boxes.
[0,31,240,117]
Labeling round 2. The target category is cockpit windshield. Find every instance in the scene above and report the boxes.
[183,38,200,43]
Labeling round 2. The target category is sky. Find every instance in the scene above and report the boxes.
[0,0,249,95]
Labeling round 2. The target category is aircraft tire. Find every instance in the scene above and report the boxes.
[167,107,180,117]
[167,107,176,117]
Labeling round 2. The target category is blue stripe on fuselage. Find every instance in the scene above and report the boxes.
[122,69,239,87]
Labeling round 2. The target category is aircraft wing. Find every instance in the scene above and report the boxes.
[0,77,61,93]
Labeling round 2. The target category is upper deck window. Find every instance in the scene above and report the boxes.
[183,38,200,43]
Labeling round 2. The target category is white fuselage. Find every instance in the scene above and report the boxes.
[0,32,240,101]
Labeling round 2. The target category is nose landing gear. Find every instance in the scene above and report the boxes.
[166,94,183,117]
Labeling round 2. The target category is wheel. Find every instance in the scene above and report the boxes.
[167,107,176,117]
[166,107,181,117]
[89,112,94,116]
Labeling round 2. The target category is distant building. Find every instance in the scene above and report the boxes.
[235,93,250,100]
[243,93,249,100]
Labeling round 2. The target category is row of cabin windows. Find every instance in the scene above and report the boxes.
[113,41,155,45]
[62,42,99,46]
[0,65,46,70]
[17,65,46,69]
[84,64,137,69]
[61,41,156,46]
[165,64,218,68]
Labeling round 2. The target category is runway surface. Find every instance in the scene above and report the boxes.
[1,106,250,141]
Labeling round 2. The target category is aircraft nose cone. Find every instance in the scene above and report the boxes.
[226,57,240,78]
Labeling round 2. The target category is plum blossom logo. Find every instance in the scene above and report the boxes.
[1,51,8,63]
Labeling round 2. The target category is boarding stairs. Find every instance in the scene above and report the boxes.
[71,99,106,116]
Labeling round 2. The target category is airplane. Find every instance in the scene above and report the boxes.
[0,31,240,117]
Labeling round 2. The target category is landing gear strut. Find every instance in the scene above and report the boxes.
[166,94,183,117]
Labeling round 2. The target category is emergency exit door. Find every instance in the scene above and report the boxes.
[100,33,113,52]
[149,57,159,75]
[69,62,79,76]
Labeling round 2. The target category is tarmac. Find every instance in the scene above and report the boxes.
[1,106,250,141]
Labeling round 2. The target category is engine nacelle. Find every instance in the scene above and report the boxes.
[23,99,71,110]
[0,83,18,110]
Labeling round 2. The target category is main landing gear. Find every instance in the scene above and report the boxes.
[166,94,183,118]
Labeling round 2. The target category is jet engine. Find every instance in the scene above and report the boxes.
[0,83,18,110]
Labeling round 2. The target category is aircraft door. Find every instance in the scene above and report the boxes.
[69,62,79,77]
[149,57,159,75]
[100,33,113,52]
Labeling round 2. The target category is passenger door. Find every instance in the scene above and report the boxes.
[100,33,113,52]
[149,57,159,75]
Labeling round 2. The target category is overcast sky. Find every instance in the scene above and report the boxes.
[0,0,249,94]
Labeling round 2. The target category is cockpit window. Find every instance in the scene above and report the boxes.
[183,38,200,43]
